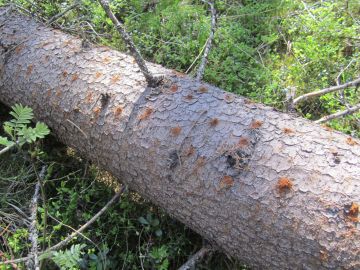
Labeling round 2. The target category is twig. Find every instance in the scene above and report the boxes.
[30,163,48,261]
[65,119,93,177]
[315,103,360,124]
[47,1,80,25]
[0,186,126,266]
[97,0,161,87]
[121,231,129,270]
[78,20,112,38]
[0,223,11,237]
[284,87,297,113]
[138,227,145,270]
[196,0,217,81]
[0,256,31,265]
[26,170,43,270]
[66,119,88,140]
[32,165,48,270]
[185,37,208,74]
[46,212,105,264]
[293,77,360,105]
[301,1,317,22]
[6,202,30,223]
[178,246,212,270]
[0,144,15,156]
[335,59,356,108]
[0,250,19,269]
[47,213,97,250]
[336,59,356,86]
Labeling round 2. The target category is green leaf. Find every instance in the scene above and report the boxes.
[18,127,37,143]
[0,136,14,147]
[9,104,33,125]
[138,217,149,225]
[155,229,163,237]
[17,123,49,144]
[151,218,160,227]
[89,254,97,260]
[34,122,50,138]
[4,121,15,128]
[3,123,14,137]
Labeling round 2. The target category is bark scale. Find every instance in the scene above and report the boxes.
[0,8,359,269]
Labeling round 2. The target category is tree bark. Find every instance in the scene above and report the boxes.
[1,8,360,269]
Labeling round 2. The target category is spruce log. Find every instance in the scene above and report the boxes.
[0,8,359,269]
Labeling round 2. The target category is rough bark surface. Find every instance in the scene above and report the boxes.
[1,8,360,269]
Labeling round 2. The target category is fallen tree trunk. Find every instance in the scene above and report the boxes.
[1,7,359,269]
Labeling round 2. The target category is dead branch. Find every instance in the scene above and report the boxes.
[97,0,161,87]
[284,86,297,113]
[196,0,216,81]
[25,166,46,270]
[0,250,19,269]
[315,103,360,124]
[0,256,31,266]
[178,246,212,270]
[335,59,356,86]
[185,37,208,74]
[335,59,356,109]
[26,182,41,270]
[293,77,360,105]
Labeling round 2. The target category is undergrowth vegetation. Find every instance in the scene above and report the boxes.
[0,0,359,269]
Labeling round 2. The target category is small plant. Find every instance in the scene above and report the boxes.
[149,245,169,270]
[0,104,50,155]
[40,244,87,270]
[7,228,29,254]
